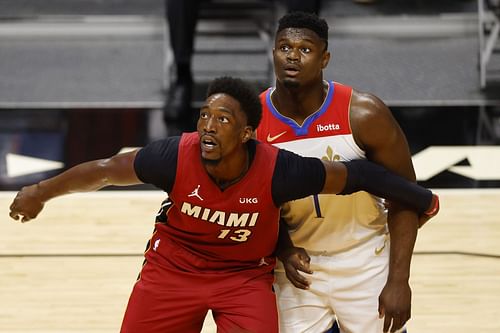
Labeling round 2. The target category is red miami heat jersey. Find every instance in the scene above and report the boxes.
[146,132,280,273]
[256,81,387,253]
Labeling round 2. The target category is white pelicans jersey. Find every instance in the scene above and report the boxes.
[256,81,387,253]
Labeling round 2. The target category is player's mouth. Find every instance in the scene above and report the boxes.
[201,135,218,152]
[284,64,300,77]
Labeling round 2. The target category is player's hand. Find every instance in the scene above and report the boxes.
[378,279,411,333]
[418,193,439,228]
[279,246,313,290]
[9,184,45,223]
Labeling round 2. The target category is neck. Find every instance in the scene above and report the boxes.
[204,148,249,190]
[273,80,328,122]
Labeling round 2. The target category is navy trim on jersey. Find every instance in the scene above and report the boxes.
[265,81,335,136]
[313,194,323,218]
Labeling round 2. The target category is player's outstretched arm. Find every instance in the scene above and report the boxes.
[9,150,142,223]
[321,159,438,217]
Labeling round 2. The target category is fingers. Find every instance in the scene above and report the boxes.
[9,202,21,221]
[419,193,440,228]
[284,252,313,289]
[9,210,31,223]
[9,196,22,220]
[380,310,410,333]
[378,304,385,319]
[379,303,387,333]
[284,264,311,290]
[9,200,35,223]
[297,252,313,274]
[9,211,20,221]
[389,314,402,333]
[382,314,391,333]
[281,247,314,289]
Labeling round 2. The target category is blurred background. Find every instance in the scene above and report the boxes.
[1,0,500,191]
[1,1,500,333]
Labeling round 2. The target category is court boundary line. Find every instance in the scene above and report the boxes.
[2,188,500,199]
[1,251,499,259]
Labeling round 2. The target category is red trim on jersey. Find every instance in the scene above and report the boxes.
[257,81,353,143]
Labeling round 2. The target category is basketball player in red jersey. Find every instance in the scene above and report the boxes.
[256,12,432,333]
[9,77,437,333]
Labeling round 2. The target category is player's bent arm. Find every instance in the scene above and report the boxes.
[9,150,142,222]
[350,86,419,332]
[321,159,435,215]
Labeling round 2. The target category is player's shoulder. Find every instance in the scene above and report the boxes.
[155,135,182,146]
[349,87,403,149]
[348,87,397,144]
[141,136,181,156]
[349,87,391,121]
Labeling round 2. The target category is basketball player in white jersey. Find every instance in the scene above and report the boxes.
[256,12,438,333]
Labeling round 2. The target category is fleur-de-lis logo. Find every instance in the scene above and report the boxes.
[321,146,340,162]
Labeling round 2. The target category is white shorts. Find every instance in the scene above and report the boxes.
[274,234,404,333]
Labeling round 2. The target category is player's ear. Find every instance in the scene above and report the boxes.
[242,126,253,143]
[322,50,331,69]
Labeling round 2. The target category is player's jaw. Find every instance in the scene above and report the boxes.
[280,63,302,88]
[277,62,325,90]
[199,133,222,162]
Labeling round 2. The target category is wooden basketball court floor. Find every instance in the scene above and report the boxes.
[1,189,499,333]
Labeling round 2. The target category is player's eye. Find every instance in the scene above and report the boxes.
[280,45,290,52]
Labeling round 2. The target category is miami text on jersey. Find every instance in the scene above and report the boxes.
[181,202,260,227]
